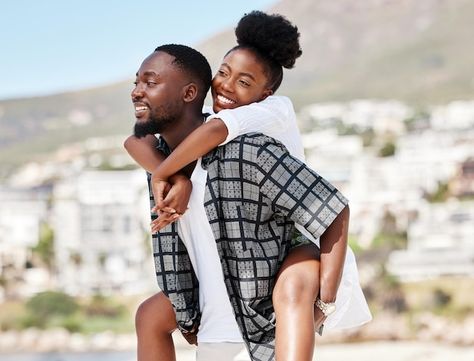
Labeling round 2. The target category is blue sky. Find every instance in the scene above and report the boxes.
[0,0,277,100]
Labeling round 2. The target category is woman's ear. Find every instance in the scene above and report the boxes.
[183,83,198,103]
[261,89,273,101]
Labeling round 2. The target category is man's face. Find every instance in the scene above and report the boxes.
[131,51,186,137]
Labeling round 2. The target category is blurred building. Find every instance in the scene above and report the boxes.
[431,101,474,130]
[450,158,474,197]
[52,169,155,296]
[386,200,474,281]
[300,99,411,136]
[0,186,50,300]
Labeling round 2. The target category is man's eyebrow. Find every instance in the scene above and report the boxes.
[144,71,160,77]
[135,71,160,77]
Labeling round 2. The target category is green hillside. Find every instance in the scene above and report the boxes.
[1,0,473,165]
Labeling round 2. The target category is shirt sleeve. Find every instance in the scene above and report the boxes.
[256,141,348,240]
[206,96,295,145]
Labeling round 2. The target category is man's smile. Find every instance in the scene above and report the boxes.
[134,102,149,118]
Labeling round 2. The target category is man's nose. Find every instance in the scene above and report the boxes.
[131,84,144,101]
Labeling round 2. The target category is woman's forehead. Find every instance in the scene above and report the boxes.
[222,49,266,76]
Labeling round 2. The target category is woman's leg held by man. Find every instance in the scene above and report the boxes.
[135,292,178,361]
[273,243,321,361]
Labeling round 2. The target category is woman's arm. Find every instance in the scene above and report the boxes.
[152,118,228,181]
[318,205,349,303]
[124,134,164,173]
[152,95,294,181]
[123,134,191,215]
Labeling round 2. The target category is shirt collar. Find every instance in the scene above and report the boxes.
[155,136,171,156]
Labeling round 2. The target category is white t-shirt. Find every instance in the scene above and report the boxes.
[177,159,243,343]
[176,96,371,343]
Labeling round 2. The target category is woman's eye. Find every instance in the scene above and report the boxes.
[239,80,250,87]
[217,70,227,76]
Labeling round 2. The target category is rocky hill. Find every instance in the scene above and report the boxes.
[1,0,473,164]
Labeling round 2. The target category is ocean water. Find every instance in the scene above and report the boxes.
[0,352,136,361]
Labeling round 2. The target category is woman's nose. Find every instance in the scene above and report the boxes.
[221,78,234,93]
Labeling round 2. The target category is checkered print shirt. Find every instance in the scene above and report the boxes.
[149,132,348,361]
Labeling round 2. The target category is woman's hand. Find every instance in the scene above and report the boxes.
[314,306,327,336]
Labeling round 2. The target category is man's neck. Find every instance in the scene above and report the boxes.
[160,112,205,150]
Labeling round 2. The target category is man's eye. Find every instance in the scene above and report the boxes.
[147,81,157,86]
[239,80,250,87]
[217,70,227,76]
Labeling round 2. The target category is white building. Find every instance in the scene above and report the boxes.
[0,186,50,300]
[387,201,474,281]
[431,100,474,130]
[52,169,155,296]
[300,99,412,135]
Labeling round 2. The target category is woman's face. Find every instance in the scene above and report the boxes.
[211,48,273,113]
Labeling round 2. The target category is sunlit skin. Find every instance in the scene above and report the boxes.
[132,52,183,125]
[130,51,205,361]
[212,48,273,113]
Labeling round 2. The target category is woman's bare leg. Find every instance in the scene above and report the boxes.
[135,292,178,361]
[273,244,321,361]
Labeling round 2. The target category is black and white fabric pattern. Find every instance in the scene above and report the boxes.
[149,132,348,361]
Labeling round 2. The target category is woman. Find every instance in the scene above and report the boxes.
[126,11,370,361]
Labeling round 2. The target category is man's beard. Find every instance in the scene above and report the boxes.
[133,105,179,138]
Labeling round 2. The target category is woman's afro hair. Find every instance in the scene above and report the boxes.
[235,10,302,69]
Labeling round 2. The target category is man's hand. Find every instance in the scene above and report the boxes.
[151,177,171,214]
[163,174,192,214]
[151,173,192,215]
[150,173,192,232]
[182,328,198,345]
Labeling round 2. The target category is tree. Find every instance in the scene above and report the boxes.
[24,291,79,328]
[32,222,55,272]
[378,141,396,157]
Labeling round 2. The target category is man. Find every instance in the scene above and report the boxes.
[130,44,350,361]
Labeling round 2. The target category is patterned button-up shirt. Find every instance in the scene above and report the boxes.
[149,132,348,361]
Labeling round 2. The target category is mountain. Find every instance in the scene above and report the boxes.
[0,82,133,165]
[1,0,473,165]
[200,0,474,107]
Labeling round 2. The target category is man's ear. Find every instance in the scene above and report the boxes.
[183,83,198,103]
[260,89,273,101]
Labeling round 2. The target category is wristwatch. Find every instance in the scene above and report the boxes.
[315,298,337,317]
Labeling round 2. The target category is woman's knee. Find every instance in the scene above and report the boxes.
[273,272,319,307]
[273,246,320,306]
[135,292,176,334]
